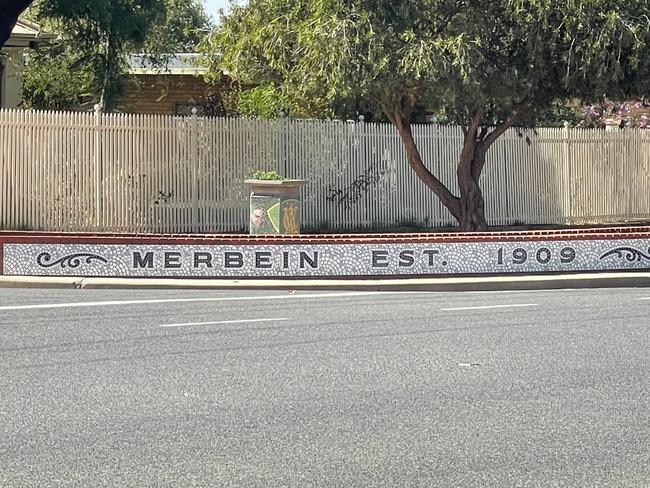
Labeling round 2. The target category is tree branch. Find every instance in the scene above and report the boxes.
[459,108,484,173]
[389,111,461,219]
[466,109,483,141]
[481,98,533,150]
[471,99,534,180]
[432,8,461,36]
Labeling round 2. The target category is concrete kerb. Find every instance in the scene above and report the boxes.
[2,272,650,292]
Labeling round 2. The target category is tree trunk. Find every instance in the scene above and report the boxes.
[99,38,117,112]
[386,100,532,232]
[457,155,487,232]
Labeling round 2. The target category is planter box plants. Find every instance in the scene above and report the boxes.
[244,171,307,234]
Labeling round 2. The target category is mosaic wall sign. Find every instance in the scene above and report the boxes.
[3,239,650,277]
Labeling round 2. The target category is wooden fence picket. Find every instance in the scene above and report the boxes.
[1,108,649,232]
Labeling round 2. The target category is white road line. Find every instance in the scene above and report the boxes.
[637,297,650,301]
[465,289,575,295]
[440,303,538,311]
[0,291,420,312]
[160,318,290,328]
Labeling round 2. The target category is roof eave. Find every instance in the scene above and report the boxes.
[127,68,209,76]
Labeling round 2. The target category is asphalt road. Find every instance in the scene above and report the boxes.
[0,287,648,487]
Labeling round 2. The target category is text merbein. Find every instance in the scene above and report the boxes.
[131,249,444,270]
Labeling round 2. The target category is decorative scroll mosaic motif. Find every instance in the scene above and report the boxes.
[36,252,109,269]
[600,246,650,263]
[3,239,650,278]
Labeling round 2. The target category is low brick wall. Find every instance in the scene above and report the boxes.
[2,227,650,279]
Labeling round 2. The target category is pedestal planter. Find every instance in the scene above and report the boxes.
[244,179,307,234]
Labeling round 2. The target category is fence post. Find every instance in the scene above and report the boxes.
[357,115,369,225]
[191,107,199,233]
[563,121,572,225]
[625,128,633,219]
[279,110,289,176]
[94,104,103,229]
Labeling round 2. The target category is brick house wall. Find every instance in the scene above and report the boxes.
[116,73,232,115]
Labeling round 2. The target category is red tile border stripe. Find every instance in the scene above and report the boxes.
[3,226,650,247]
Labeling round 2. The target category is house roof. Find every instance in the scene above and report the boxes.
[127,54,209,75]
[3,19,54,49]
[12,19,42,37]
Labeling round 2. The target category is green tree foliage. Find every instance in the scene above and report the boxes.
[22,45,95,110]
[236,84,287,119]
[34,0,165,111]
[139,0,212,66]
[203,0,650,230]
[22,0,211,111]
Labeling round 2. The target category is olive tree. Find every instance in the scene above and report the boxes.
[202,0,650,230]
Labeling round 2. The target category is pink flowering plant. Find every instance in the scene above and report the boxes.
[580,99,650,129]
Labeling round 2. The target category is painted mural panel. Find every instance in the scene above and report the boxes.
[249,195,281,234]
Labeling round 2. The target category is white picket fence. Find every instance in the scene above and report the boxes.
[2,108,650,233]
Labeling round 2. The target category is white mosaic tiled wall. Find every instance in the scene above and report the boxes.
[3,239,650,277]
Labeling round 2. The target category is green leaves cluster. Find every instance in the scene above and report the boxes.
[203,0,650,125]
[34,0,164,110]
[236,84,287,119]
[251,169,285,181]
[22,0,212,111]
[145,0,211,54]
[22,45,95,110]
